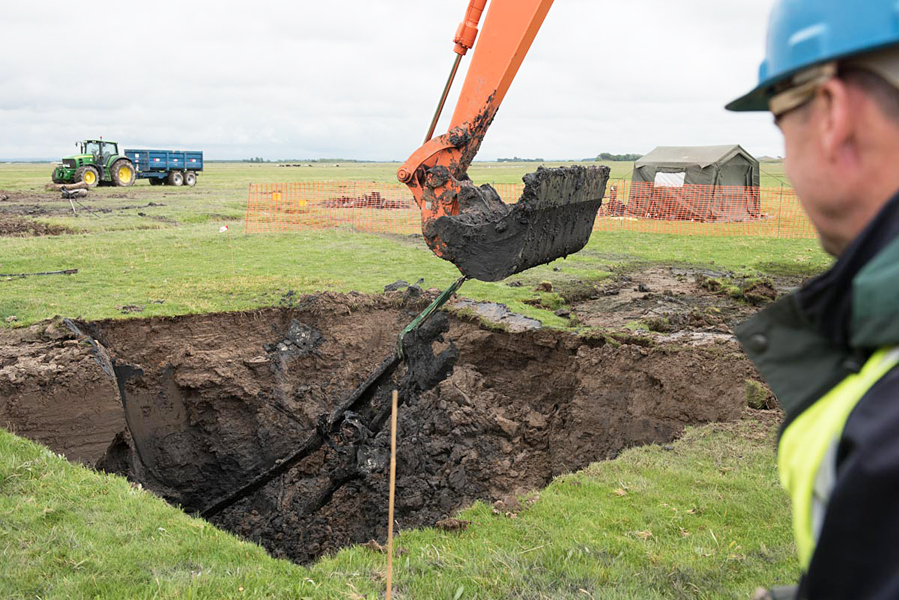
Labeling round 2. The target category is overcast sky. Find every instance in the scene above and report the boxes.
[1,0,780,161]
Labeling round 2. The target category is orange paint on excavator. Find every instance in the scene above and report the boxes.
[399,0,609,282]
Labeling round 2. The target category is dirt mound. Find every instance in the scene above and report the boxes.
[0,292,762,564]
[0,215,72,236]
[0,318,123,463]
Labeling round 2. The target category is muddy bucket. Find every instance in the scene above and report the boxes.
[425,165,610,282]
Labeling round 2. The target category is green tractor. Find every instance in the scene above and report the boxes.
[52,139,136,188]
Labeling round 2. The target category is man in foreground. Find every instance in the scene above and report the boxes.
[727,1,899,599]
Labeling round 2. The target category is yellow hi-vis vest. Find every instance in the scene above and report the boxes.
[778,347,899,569]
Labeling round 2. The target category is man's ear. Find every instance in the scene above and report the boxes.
[817,78,854,163]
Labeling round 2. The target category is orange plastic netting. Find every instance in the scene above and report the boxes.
[245,179,814,239]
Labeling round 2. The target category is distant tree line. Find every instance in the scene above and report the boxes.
[595,152,642,162]
[242,158,380,163]
[497,157,545,162]
[297,158,367,163]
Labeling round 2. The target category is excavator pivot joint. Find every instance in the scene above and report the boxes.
[397,167,413,183]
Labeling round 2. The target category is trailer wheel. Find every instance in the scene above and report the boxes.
[166,171,184,186]
[111,160,136,187]
[74,166,100,188]
[183,171,197,187]
[149,178,163,186]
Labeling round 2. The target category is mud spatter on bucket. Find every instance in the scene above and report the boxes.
[425,165,610,282]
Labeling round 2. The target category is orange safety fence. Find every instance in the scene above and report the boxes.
[245,179,815,239]
[245,181,421,236]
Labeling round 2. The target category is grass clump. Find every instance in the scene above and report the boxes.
[745,379,777,410]
[644,316,673,332]
[698,275,779,307]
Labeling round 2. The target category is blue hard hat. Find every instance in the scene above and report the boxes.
[727,0,899,112]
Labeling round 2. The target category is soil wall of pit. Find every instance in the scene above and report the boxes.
[0,293,759,563]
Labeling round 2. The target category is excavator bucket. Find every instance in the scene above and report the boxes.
[424,165,610,281]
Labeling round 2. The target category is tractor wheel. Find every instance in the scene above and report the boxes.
[51,168,65,184]
[74,166,100,188]
[149,178,163,186]
[183,171,197,187]
[166,171,184,186]
[111,160,136,187]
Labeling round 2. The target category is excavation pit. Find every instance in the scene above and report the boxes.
[0,290,761,564]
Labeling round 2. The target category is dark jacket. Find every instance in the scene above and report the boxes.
[736,190,899,600]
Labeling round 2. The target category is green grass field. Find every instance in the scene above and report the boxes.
[0,159,791,234]
[1,161,823,328]
[0,160,817,599]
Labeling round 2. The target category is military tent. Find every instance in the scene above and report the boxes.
[627,145,761,222]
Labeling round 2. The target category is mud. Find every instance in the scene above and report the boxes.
[6,201,165,218]
[0,215,72,237]
[1,290,764,564]
[451,298,542,332]
[567,267,796,339]
[0,189,162,220]
[427,166,610,282]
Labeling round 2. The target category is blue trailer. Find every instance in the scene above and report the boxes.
[123,148,203,186]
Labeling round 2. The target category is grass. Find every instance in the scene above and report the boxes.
[0,161,828,328]
[0,160,790,234]
[0,222,830,328]
[0,160,812,598]
[0,416,796,600]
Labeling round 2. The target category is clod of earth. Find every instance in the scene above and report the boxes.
[1,292,760,564]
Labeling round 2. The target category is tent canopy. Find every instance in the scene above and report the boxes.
[636,145,755,169]
[627,144,761,222]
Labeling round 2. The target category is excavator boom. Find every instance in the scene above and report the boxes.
[447,0,551,132]
[398,0,609,282]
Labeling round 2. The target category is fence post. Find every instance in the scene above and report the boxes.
[776,183,784,238]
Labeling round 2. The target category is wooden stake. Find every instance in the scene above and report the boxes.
[228,228,236,276]
[386,389,398,600]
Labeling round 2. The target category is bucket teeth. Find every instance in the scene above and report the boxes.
[426,165,610,282]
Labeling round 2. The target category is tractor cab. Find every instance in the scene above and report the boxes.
[79,140,119,165]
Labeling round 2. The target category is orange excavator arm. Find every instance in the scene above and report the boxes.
[398,0,553,219]
[399,0,609,282]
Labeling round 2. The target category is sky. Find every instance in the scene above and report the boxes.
[0,0,781,162]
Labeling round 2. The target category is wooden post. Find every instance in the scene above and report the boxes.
[776,183,785,238]
[386,389,398,600]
